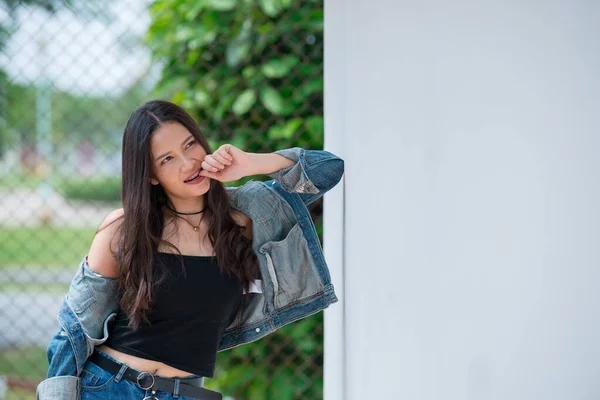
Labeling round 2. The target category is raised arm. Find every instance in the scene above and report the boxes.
[200,145,344,206]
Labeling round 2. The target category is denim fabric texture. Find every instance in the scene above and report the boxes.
[77,350,204,400]
[38,148,344,399]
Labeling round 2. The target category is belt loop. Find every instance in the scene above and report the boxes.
[114,364,128,383]
[173,378,181,398]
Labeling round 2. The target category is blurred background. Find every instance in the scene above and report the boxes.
[4,0,600,399]
[0,0,326,399]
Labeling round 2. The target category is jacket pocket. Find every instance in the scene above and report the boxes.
[36,376,79,400]
[259,223,324,309]
[79,359,115,392]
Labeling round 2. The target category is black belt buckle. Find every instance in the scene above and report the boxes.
[136,372,155,390]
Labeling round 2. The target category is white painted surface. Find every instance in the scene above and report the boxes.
[324,1,600,399]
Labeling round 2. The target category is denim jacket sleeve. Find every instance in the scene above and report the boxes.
[65,256,120,343]
[37,301,88,400]
[38,258,120,399]
[267,148,344,206]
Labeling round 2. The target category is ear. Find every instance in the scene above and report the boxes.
[150,177,159,185]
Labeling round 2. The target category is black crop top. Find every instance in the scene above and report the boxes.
[104,253,242,377]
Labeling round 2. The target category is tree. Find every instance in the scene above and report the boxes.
[0,0,69,155]
[0,0,126,156]
[147,0,324,153]
[147,1,326,398]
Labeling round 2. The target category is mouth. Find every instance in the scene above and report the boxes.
[184,169,204,184]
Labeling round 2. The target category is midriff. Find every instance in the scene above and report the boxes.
[96,344,196,377]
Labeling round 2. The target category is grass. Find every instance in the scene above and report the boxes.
[0,174,44,191]
[6,388,36,400]
[0,347,47,400]
[0,347,47,381]
[0,227,96,267]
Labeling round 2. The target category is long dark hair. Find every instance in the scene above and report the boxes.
[117,100,258,329]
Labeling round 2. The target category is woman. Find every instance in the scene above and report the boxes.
[38,100,344,400]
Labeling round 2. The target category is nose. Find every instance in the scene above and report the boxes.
[180,155,195,171]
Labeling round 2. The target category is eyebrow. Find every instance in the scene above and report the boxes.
[154,135,195,161]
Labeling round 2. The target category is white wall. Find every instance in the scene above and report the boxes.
[324,1,600,399]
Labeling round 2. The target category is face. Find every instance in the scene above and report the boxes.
[149,121,210,199]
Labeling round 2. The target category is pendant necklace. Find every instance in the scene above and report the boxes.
[166,204,208,232]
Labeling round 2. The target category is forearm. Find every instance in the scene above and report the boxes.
[246,152,295,176]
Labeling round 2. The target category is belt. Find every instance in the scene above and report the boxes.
[89,351,222,400]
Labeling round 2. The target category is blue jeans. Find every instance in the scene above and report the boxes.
[80,350,205,400]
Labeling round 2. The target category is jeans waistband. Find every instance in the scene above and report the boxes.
[89,350,222,400]
[92,349,205,387]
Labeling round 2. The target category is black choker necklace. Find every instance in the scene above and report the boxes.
[165,204,208,215]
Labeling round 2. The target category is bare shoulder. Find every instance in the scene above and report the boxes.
[231,209,253,240]
[87,208,124,279]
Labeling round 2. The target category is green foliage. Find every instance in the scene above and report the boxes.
[0,172,43,190]
[0,226,96,266]
[147,1,326,398]
[147,0,324,153]
[0,346,46,400]
[0,0,69,155]
[0,347,47,381]
[2,80,149,149]
[0,70,8,155]
[0,0,146,154]
[210,312,324,400]
[59,178,121,203]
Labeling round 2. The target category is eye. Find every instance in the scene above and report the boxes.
[185,140,196,149]
[161,156,173,165]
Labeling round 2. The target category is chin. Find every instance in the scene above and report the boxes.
[195,178,211,194]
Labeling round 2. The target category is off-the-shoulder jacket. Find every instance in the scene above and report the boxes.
[37,148,344,399]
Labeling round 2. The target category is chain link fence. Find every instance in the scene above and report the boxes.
[0,0,325,398]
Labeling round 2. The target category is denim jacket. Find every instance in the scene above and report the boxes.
[37,148,344,399]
